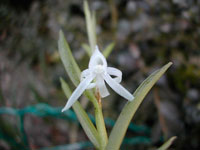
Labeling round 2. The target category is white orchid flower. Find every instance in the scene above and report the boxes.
[62,46,134,112]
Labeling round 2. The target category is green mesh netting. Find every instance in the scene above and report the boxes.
[0,103,151,150]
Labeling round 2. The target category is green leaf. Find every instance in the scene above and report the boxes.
[58,30,99,107]
[84,0,96,52]
[106,62,173,150]
[58,30,81,86]
[157,136,177,150]
[82,43,92,56]
[60,78,100,149]
[103,42,115,58]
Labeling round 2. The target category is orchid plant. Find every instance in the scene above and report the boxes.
[58,1,175,150]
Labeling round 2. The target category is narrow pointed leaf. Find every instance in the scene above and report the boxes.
[58,30,99,108]
[84,0,96,52]
[103,42,115,58]
[58,30,81,86]
[106,62,173,150]
[60,78,100,148]
[92,12,97,49]
[157,136,177,150]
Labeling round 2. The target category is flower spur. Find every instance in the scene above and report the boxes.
[62,46,134,112]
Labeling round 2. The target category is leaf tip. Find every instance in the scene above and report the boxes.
[170,136,177,142]
[168,62,173,66]
[163,62,173,71]
[59,30,64,40]
[59,29,63,35]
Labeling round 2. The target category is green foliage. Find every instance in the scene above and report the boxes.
[58,30,98,107]
[58,30,81,86]
[106,62,172,150]
[84,0,96,52]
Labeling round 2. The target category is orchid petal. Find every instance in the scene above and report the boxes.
[107,67,122,83]
[89,46,107,70]
[103,73,134,101]
[96,75,110,97]
[81,69,90,80]
[62,74,95,112]
[81,69,96,89]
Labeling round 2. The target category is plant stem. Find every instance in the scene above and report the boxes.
[95,91,108,150]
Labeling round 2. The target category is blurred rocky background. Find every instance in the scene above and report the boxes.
[0,0,200,150]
